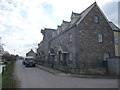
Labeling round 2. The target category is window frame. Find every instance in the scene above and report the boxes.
[93,15,99,23]
[69,53,73,61]
[69,33,72,43]
[52,32,55,38]
[98,33,103,43]
[103,53,110,61]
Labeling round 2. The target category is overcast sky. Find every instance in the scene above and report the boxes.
[0,0,119,56]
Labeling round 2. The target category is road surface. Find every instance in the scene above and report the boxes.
[14,60,118,88]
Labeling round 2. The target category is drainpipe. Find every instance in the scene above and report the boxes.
[75,24,78,68]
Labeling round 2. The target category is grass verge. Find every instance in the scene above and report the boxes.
[2,61,16,88]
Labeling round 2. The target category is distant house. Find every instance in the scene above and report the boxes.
[26,49,36,59]
[0,45,4,55]
[109,22,120,57]
[0,45,4,61]
[36,2,119,73]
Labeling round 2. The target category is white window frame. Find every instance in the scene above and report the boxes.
[98,33,103,42]
[69,53,73,61]
[93,15,99,23]
[69,33,72,43]
[103,53,110,61]
[52,32,55,38]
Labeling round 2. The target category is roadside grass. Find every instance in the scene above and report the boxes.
[2,61,16,88]
[0,74,2,89]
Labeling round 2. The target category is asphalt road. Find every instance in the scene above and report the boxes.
[14,60,118,88]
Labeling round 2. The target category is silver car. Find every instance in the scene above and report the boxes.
[24,57,36,67]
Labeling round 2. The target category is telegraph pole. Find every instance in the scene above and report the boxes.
[118,1,120,90]
[118,1,120,28]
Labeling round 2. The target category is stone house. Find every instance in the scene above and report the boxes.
[26,49,36,59]
[36,2,119,72]
[109,22,120,57]
[0,45,4,61]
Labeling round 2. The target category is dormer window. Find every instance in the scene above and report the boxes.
[52,32,55,38]
[93,15,99,23]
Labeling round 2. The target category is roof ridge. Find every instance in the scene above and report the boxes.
[63,20,70,23]
[80,2,96,15]
[109,22,120,31]
[44,28,56,30]
[72,11,81,15]
[76,2,97,25]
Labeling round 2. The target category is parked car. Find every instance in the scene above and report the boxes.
[24,57,36,67]
[22,59,25,65]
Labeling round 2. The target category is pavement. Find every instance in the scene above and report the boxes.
[36,64,117,79]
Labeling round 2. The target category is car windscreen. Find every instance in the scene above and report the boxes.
[25,58,33,61]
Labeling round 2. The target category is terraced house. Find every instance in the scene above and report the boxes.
[36,2,120,73]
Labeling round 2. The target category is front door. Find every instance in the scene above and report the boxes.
[63,54,67,66]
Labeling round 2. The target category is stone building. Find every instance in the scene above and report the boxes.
[109,22,120,57]
[26,49,36,59]
[36,2,119,72]
[0,45,4,61]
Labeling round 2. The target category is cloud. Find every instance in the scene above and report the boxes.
[41,2,53,14]
[0,0,119,56]
[101,2,118,26]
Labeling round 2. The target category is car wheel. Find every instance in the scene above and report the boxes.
[33,64,36,67]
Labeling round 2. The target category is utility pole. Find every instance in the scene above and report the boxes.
[118,1,120,90]
[14,49,15,55]
[0,36,1,45]
[0,37,4,61]
[118,1,120,28]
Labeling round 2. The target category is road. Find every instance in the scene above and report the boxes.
[14,60,118,88]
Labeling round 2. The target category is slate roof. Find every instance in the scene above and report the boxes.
[39,51,45,56]
[76,2,96,25]
[49,49,55,55]
[26,49,36,56]
[60,2,97,31]
[109,22,120,31]
[58,45,69,53]
[42,2,120,39]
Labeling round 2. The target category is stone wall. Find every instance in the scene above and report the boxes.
[76,4,115,68]
[50,25,77,68]
[108,57,120,75]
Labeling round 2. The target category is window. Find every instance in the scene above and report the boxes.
[60,39,62,45]
[114,33,118,44]
[69,33,72,43]
[69,53,73,61]
[60,54,63,61]
[93,15,99,23]
[39,52,41,56]
[57,30,60,35]
[52,32,55,38]
[98,33,103,42]
[103,53,110,61]
[46,56,48,60]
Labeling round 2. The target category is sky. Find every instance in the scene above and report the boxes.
[0,0,119,56]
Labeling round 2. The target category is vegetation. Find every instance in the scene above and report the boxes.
[2,53,17,62]
[2,61,16,88]
[1,53,17,88]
